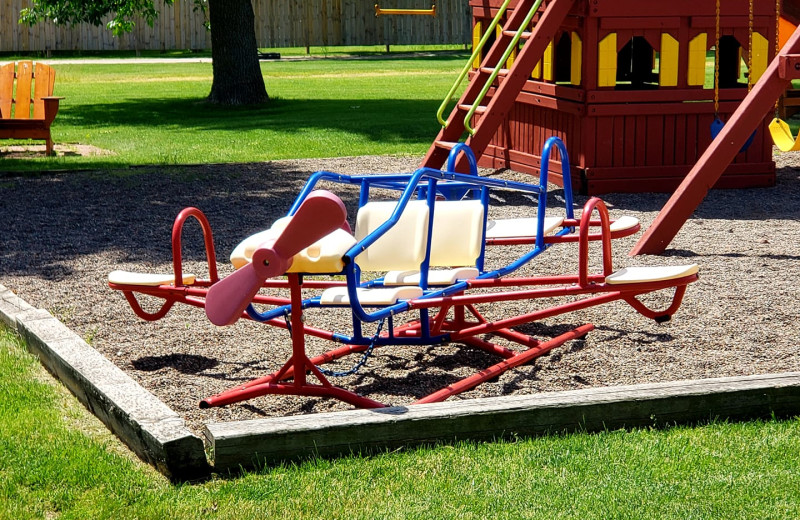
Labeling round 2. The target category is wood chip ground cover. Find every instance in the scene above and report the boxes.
[1,153,798,435]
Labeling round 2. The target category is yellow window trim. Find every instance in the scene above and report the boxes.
[660,33,679,87]
[472,21,483,69]
[598,33,617,87]
[750,32,768,84]
[687,33,707,86]
[571,32,582,85]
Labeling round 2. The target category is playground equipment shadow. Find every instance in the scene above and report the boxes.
[1,154,799,478]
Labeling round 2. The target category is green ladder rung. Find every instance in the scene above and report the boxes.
[464,0,545,135]
[434,0,514,127]
[434,0,545,134]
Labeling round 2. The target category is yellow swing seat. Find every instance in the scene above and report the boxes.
[769,117,800,152]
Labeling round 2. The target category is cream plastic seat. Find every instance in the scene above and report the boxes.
[318,200,431,306]
[108,270,196,286]
[426,199,485,267]
[377,199,485,287]
[323,199,486,304]
[320,286,424,305]
[609,215,639,232]
[605,264,699,285]
[353,200,431,272]
[230,216,357,274]
[485,216,564,239]
[383,267,479,286]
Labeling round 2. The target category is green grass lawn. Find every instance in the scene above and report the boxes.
[3,50,800,516]
[4,48,799,172]
[2,327,800,518]
[1,51,468,171]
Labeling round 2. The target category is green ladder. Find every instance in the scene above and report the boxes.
[421,0,575,173]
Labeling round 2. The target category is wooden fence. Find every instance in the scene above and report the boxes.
[0,0,471,53]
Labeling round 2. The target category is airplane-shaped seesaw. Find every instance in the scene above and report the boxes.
[108,138,699,409]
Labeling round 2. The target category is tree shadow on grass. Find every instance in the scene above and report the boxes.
[0,95,447,171]
[60,96,445,141]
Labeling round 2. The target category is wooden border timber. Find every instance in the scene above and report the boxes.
[0,284,209,481]
[4,283,800,477]
[630,26,800,256]
[206,372,800,471]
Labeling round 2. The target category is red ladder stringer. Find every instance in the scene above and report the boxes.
[421,0,576,174]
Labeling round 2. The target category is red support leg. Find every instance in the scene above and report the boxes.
[200,274,388,409]
[415,323,595,404]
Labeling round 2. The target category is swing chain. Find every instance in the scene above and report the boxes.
[283,308,292,336]
[283,305,385,377]
[748,0,754,91]
[714,0,721,116]
[317,317,387,378]
[776,0,782,58]
[775,0,782,116]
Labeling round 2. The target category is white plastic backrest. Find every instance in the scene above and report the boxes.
[355,200,429,271]
[428,200,485,267]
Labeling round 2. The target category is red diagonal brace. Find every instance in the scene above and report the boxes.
[631,26,800,256]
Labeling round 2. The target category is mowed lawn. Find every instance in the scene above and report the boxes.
[2,328,800,519]
[1,53,467,169]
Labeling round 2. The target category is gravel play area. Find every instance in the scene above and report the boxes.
[2,153,799,436]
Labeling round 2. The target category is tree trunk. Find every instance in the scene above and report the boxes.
[207,0,268,105]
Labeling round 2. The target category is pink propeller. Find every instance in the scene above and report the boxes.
[205,190,347,326]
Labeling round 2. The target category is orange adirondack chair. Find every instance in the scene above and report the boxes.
[0,61,63,155]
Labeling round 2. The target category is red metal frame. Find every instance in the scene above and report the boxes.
[110,198,697,410]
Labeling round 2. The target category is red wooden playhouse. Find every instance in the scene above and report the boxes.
[422,0,782,194]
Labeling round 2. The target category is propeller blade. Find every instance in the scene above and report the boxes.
[204,261,270,326]
[205,190,347,326]
[270,190,348,260]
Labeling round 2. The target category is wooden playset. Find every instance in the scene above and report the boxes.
[423,0,790,194]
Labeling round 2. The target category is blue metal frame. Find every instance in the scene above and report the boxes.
[247,138,576,346]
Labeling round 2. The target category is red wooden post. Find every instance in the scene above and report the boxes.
[630,25,800,256]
